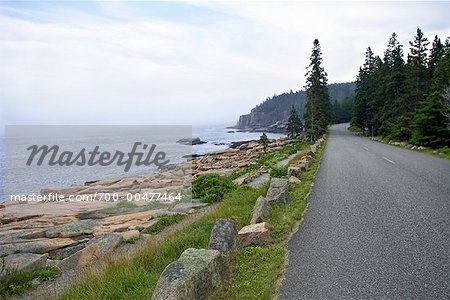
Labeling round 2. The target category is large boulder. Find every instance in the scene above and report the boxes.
[0,253,48,278]
[238,223,271,247]
[304,155,313,163]
[250,196,270,224]
[298,161,308,172]
[45,219,100,238]
[287,167,300,178]
[266,178,290,205]
[151,248,229,300]
[208,219,238,255]
[289,176,301,185]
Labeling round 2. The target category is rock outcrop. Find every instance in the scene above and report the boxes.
[0,253,48,278]
[266,178,290,205]
[176,138,207,145]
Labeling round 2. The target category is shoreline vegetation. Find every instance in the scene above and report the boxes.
[56,138,325,300]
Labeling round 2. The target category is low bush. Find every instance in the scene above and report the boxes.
[192,174,235,203]
[269,165,288,178]
[0,266,59,298]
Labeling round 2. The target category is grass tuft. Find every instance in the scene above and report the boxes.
[142,214,185,235]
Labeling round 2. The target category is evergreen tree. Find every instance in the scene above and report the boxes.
[379,33,409,140]
[407,28,430,111]
[334,96,354,124]
[412,48,450,147]
[353,47,376,132]
[428,35,444,76]
[259,132,269,153]
[351,29,449,147]
[303,39,331,141]
[287,105,302,138]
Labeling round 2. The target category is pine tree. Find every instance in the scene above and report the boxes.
[412,47,450,147]
[303,39,331,141]
[287,105,302,138]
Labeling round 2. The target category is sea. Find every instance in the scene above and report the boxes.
[0,125,285,201]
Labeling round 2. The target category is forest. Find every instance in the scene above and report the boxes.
[250,82,355,123]
[352,29,450,148]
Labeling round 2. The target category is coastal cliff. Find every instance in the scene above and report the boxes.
[234,82,355,132]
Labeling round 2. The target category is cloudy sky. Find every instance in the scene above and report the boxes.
[0,1,449,129]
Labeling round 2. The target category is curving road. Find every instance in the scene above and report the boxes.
[278,123,450,299]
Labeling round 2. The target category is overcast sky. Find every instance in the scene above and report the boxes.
[0,1,449,130]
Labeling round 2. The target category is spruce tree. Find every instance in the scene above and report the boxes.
[303,39,331,141]
[428,35,444,76]
[412,48,450,147]
[407,28,430,111]
[287,105,302,138]
[259,132,269,153]
[353,47,376,133]
[379,33,409,140]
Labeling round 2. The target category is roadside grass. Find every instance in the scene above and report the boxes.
[418,146,450,160]
[347,125,450,160]
[288,146,309,166]
[357,131,450,160]
[216,141,325,300]
[59,185,267,300]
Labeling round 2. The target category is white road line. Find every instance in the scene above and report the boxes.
[383,157,396,164]
[363,147,369,151]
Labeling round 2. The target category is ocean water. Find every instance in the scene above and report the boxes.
[0,125,285,201]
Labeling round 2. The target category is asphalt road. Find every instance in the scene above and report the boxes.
[278,123,450,299]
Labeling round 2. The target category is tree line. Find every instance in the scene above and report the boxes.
[352,29,450,147]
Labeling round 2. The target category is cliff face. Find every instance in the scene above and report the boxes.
[237,110,288,128]
[234,82,355,131]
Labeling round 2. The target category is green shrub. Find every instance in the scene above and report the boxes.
[0,265,59,297]
[0,268,33,297]
[36,266,59,281]
[143,214,185,234]
[270,165,288,178]
[192,174,235,203]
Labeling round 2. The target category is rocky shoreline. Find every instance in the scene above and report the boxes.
[0,137,292,296]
